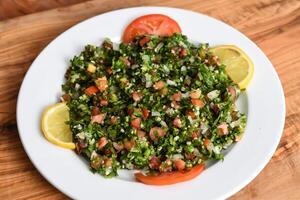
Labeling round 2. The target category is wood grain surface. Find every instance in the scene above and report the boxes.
[0,0,299,199]
[0,0,88,20]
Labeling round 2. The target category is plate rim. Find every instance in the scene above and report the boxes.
[16,6,286,200]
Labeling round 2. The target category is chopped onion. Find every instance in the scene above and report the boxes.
[230,119,241,128]
[172,154,184,160]
[162,65,170,74]
[166,108,175,115]
[131,64,139,69]
[152,111,161,116]
[145,73,152,88]
[90,151,98,159]
[112,43,119,50]
[76,131,85,140]
[160,121,168,127]
[212,145,221,154]
[207,90,220,100]
[182,92,189,98]
[155,42,164,52]
[142,55,150,62]
[167,79,177,86]
[200,123,209,134]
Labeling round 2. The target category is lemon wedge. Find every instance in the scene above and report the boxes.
[41,102,75,149]
[211,45,254,89]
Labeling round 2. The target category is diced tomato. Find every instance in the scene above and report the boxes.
[191,99,205,108]
[135,164,205,185]
[203,139,212,148]
[106,67,113,75]
[136,130,146,138]
[124,140,135,151]
[91,107,100,116]
[227,86,236,102]
[174,159,186,171]
[153,80,165,90]
[217,123,228,136]
[85,86,99,96]
[95,76,108,92]
[91,113,106,124]
[131,118,141,129]
[191,131,199,140]
[61,94,71,102]
[139,36,151,46]
[110,116,118,124]
[171,101,180,109]
[142,108,150,120]
[132,91,143,102]
[113,142,124,151]
[189,90,201,99]
[149,156,161,169]
[104,158,113,168]
[122,14,182,43]
[171,92,182,101]
[173,117,182,128]
[149,127,166,141]
[100,99,108,106]
[128,108,134,116]
[97,137,108,149]
[186,110,197,119]
[180,48,187,57]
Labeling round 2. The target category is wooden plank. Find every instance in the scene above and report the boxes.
[0,0,299,199]
[0,0,89,20]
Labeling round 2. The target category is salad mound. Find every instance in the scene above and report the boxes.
[62,33,246,177]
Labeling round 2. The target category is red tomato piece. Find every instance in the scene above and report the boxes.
[100,99,108,106]
[142,108,150,120]
[132,91,143,102]
[131,118,142,129]
[135,164,205,185]
[173,117,182,128]
[173,159,186,171]
[149,156,161,169]
[139,36,151,46]
[85,86,99,96]
[97,137,108,149]
[191,99,205,108]
[122,14,182,43]
[149,127,166,141]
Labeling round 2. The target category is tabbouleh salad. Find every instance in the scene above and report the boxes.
[61,33,246,178]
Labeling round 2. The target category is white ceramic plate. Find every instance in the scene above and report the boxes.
[17,7,285,200]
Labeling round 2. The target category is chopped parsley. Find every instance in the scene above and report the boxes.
[62,33,246,177]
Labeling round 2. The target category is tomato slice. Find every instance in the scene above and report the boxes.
[135,164,205,185]
[122,14,182,43]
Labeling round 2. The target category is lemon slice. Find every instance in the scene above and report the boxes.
[41,102,75,149]
[211,45,254,89]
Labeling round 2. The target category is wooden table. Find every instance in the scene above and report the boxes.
[0,0,299,199]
